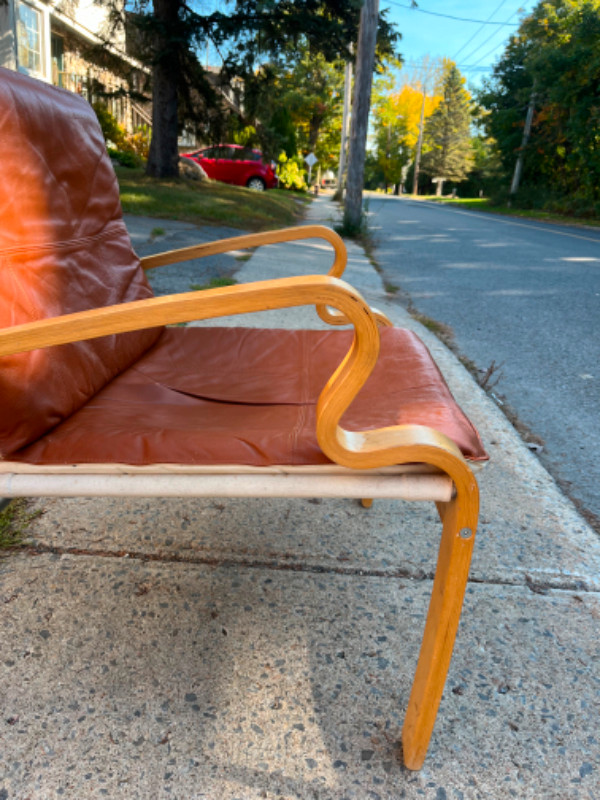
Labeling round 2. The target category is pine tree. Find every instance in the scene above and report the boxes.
[421,63,473,196]
[480,0,600,208]
[99,1,398,179]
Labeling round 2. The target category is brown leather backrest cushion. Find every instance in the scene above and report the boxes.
[0,68,162,457]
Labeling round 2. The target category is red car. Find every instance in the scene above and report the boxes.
[182,144,278,190]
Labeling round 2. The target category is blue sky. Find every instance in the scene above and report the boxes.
[205,1,541,89]
[380,0,539,87]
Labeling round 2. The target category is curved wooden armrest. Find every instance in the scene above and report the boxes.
[139,224,347,276]
[0,273,472,489]
[322,425,477,501]
[0,274,363,357]
[139,223,392,329]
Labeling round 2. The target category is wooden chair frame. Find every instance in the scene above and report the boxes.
[0,225,479,770]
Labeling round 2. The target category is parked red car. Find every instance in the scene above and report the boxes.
[182,144,278,190]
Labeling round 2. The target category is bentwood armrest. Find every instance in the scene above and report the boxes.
[0,272,472,480]
[139,224,393,329]
[0,274,365,356]
[139,224,348,277]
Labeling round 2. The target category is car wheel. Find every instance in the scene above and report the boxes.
[246,177,266,191]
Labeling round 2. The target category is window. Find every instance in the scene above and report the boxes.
[51,34,64,87]
[17,2,42,75]
[235,148,260,162]
[215,146,235,159]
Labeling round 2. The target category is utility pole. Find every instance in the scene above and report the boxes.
[336,53,353,195]
[412,86,426,195]
[343,0,379,231]
[509,85,536,200]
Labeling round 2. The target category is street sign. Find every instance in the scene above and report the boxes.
[304,152,318,184]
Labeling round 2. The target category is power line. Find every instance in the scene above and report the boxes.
[400,60,493,72]
[459,65,494,73]
[467,41,510,69]
[452,0,509,60]
[461,6,522,64]
[385,0,520,26]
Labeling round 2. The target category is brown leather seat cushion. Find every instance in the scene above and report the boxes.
[0,68,161,458]
[8,327,488,466]
[0,68,487,472]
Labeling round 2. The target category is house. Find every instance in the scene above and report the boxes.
[0,0,151,133]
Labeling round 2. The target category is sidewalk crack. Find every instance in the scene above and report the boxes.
[22,543,598,594]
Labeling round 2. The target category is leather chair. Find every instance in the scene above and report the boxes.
[0,67,487,769]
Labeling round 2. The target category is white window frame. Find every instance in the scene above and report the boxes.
[15,0,51,81]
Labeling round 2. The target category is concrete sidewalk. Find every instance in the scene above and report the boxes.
[1,195,599,799]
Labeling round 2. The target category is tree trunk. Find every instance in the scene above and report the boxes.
[436,180,443,196]
[344,0,379,230]
[146,0,182,179]
[412,90,426,196]
[309,114,323,152]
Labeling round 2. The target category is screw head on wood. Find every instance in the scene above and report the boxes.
[459,527,473,540]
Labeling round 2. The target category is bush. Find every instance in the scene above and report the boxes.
[231,124,259,147]
[488,185,550,209]
[93,103,127,150]
[277,153,308,191]
[128,125,151,160]
[94,103,149,166]
[487,183,600,218]
[545,194,598,218]
[108,148,141,168]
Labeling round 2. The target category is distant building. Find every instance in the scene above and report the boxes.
[1,2,247,149]
[0,0,151,133]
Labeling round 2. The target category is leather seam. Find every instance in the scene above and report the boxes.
[0,219,125,260]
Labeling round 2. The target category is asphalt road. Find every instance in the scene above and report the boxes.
[367,194,600,527]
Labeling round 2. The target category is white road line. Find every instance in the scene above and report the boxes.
[419,202,600,245]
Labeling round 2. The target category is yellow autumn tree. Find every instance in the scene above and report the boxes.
[388,86,441,150]
[370,58,444,191]
[370,81,441,191]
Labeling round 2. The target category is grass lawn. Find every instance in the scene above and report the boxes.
[417,195,600,228]
[116,166,309,231]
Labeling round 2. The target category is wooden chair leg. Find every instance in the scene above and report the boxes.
[361,498,373,508]
[401,483,479,770]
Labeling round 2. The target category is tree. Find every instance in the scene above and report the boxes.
[421,62,473,195]
[451,127,503,198]
[268,45,346,168]
[102,1,398,179]
[102,0,227,178]
[372,100,409,192]
[387,85,440,151]
[401,56,444,195]
[240,2,399,182]
[145,0,181,178]
[478,34,535,187]
[224,42,347,180]
[363,150,386,189]
[479,0,600,211]
[370,66,442,193]
[370,57,444,196]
